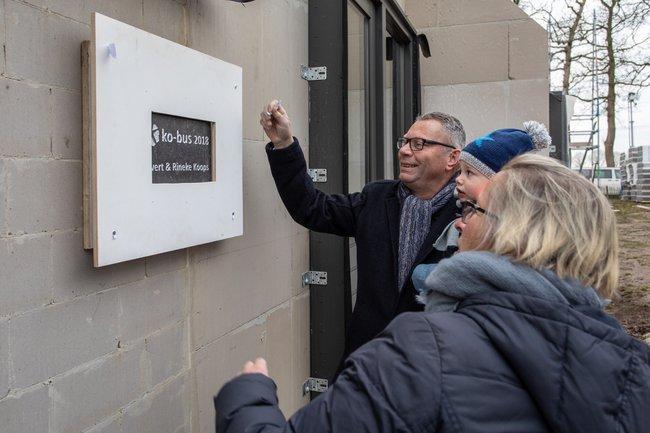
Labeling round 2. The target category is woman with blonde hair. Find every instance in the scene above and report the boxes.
[215,155,649,433]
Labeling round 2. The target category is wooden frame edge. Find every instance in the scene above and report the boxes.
[81,40,93,251]
[90,13,100,267]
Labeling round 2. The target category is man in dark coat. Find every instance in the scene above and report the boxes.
[260,100,466,355]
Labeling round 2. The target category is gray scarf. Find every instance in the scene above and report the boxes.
[416,251,603,312]
[397,179,456,291]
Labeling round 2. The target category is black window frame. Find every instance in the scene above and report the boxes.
[307,0,421,393]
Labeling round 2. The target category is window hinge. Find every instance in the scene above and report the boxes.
[302,377,328,395]
[300,65,327,81]
[307,168,327,183]
[302,271,328,287]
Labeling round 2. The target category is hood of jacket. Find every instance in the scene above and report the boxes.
[417,251,604,312]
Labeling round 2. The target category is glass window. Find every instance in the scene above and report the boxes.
[594,169,613,179]
[384,32,394,180]
[347,1,367,194]
[347,1,368,309]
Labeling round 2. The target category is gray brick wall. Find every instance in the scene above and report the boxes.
[0,384,50,433]
[0,1,310,432]
[407,0,550,142]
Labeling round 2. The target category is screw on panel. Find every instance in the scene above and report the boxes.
[107,43,117,58]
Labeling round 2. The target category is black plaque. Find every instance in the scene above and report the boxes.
[151,112,213,183]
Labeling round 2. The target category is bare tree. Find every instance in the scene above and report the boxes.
[520,1,592,95]
[558,0,589,93]
[523,0,650,167]
[596,0,650,166]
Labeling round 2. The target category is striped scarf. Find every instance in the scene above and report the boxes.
[397,179,456,291]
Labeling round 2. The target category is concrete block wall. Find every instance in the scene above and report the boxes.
[0,1,310,433]
[405,0,549,141]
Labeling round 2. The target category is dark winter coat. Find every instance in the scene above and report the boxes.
[265,139,457,354]
[215,291,650,433]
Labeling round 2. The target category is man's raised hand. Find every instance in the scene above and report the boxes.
[260,100,294,149]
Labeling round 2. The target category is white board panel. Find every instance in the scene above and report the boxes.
[91,13,243,267]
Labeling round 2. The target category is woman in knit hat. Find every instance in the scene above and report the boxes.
[412,121,551,293]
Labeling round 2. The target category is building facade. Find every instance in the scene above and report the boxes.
[0,1,548,432]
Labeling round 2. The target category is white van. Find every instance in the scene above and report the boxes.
[573,168,621,196]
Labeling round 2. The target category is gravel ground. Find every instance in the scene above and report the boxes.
[606,199,650,344]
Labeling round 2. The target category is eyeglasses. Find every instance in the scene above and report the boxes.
[459,200,496,223]
[396,137,456,152]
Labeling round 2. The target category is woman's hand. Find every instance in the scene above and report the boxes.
[241,357,269,376]
[260,100,293,149]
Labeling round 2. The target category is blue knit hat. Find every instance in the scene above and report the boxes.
[460,121,551,178]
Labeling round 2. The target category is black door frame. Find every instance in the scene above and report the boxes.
[307,0,421,391]
[386,8,421,177]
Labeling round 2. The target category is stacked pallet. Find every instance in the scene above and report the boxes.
[620,146,650,202]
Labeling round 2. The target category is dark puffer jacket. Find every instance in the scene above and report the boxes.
[215,292,650,433]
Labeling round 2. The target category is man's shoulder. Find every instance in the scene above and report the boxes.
[361,179,400,195]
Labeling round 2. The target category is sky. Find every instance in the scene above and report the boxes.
[520,0,650,166]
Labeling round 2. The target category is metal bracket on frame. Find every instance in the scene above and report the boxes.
[302,377,329,395]
[307,168,327,183]
[302,271,328,287]
[300,65,327,81]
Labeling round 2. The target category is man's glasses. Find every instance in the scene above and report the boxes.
[396,137,456,152]
[459,200,496,223]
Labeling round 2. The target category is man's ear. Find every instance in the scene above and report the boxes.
[447,149,461,170]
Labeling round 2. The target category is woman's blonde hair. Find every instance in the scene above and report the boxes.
[481,154,619,299]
